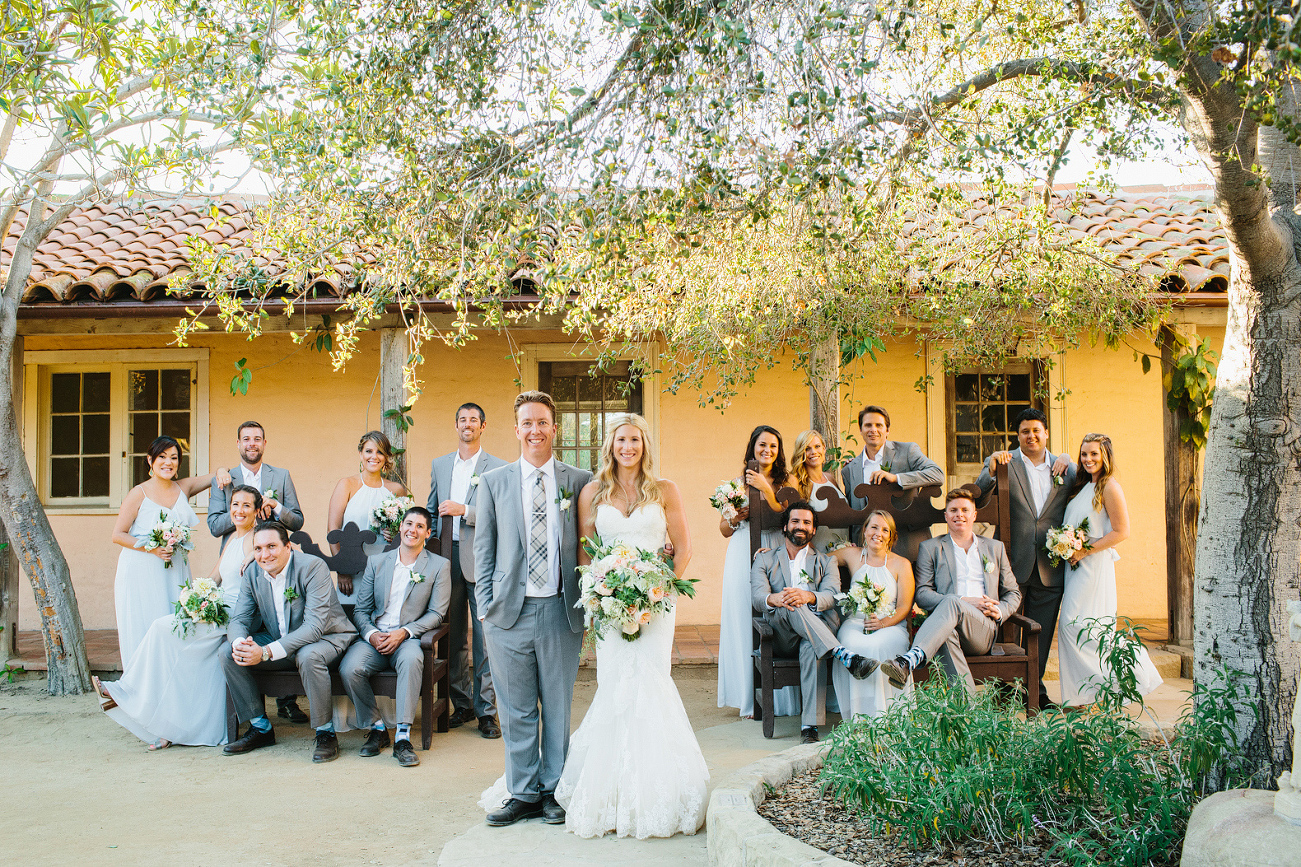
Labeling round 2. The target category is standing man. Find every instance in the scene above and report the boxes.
[839,405,943,542]
[208,420,309,723]
[975,407,1075,708]
[474,391,592,827]
[341,505,451,767]
[428,402,507,738]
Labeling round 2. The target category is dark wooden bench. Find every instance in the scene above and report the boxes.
[225,517,453,749]
[749,460,1040,736]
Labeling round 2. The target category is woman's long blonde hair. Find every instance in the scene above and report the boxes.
[790,429,839,499]
[1077,432,1116,513]
[592,413,663,511]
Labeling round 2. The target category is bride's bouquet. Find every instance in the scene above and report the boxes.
[837,573,896,632]
[372,495,415,538]
[709,479,747,524]
[142,519,192,569]
[1046,517,1092,567]
[578,538,697,642]
[172,576,229,637]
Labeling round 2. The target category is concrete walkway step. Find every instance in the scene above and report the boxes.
[1041,645,1183,682]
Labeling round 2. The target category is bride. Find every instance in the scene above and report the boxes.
[556,413,709,838]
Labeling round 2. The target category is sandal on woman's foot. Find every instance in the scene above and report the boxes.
[92,676,117,712]
[148,739,172,751]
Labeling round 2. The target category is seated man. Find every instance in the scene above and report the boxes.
[880,487,1021,690]
[839,405,944,543]
[340,506,452,767]
[751,501,878,744]
[221,521,358,762]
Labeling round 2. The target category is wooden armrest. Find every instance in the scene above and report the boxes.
[420,622,450,651]
[752,617,774,639]
[1008,612,1041,634]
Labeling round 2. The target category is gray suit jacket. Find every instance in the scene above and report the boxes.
[427,449,508,581]
[839,440,944,511]
[474,459,593,632]
[750,546,840,615]
[914,534,1021,623]
[208,463,305,549]
[975,449,1077,588]
[228,551,356,656]
[351,547,452,639]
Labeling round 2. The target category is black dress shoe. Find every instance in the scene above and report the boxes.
[313,730,339,763]
[486,798,544,827]
[478,715,501,739]
[541,793,565,824]
[223,725,275,755]
[359,727,390,757]
[847,653,879,680]
[276,697,309,724]
[393,739,419,767]
[447,707,476,729]
[800,726,819,744]
[879,656,911,689]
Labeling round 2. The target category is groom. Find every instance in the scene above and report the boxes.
[475,391,592,827]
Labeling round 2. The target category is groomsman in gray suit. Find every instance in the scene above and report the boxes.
[751,502,879,744]
[475,391,592,827]
[208,420,309,723]
[341,505,451,767]
[221,522,358,762]
[880,488,1022,691]
[428,402,507,738]
[838,405,944,542]
[974,407,1075,708]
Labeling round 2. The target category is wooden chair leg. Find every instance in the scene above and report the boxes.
[761,662,776,739]
[421,650,434,750]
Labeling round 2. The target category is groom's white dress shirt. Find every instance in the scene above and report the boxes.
[265,553,292,660]
[449,448,480,542]
[951,539,985,598]
[1019,451,1052,517]
[518,456,561,597]
[860,448,884,478]
[368,555,417,638]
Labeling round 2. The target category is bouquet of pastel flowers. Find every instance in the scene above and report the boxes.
[709,479,747,524]
[1046,517,1092,567]
[372,495,415,538]
[172,576,229,637]
[577,538,697,642]
[837,572,896,632]
[142,519,192,569]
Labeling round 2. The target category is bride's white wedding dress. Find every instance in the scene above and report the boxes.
[555,502,709,838]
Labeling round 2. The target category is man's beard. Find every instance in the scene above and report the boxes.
[783,527,811,546]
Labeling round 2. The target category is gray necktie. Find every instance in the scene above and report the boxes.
[528,470,549,590]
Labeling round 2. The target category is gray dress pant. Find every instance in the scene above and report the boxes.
[448,541,496,718]
[220,632,351,728]
[912,595,998,690]
[763,605,841,728]
[1022,579,1063,704]
[483,596,583,803]
[340,637,424,727]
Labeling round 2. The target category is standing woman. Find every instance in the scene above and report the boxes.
[326,430,409,603]
[790,429,847,553]
[1057,434,1162,706]
[109,436,227,668]
[717,425,798,719]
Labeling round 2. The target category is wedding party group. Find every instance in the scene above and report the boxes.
[88,388,1162,841]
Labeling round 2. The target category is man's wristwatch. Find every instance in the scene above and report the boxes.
[260,646,271,663]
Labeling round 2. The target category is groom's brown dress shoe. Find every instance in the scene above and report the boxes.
[541,793,565,825]
[477,715,501,739]
[486,798,544,827]
[223,725,275,755]
[313,730,339,763]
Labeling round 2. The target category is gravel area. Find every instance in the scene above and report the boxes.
[757,769,1066,867]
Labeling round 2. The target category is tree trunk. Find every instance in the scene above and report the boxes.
[379,327,411,486]
[0,334,21,666]
[0,211,92,694]
[807,336,840,442]
[1160,326,1199,651]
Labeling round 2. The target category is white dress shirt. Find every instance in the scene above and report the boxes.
[951,538,986,598]
[861,447,884,478]
[1019,451,1052,516]
[265,552,292,661]
[768,544,815,611]
[519,457,561,597]
[449,449,480,542]
[368,555,415,639]
[241,464,283,518]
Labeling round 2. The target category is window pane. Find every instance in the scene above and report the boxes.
[1007,404,1032,427]
[178,454,190,480]
[51,416,80,455]
[979,374,1003,402]
[81,457,110,497]
[131,413,159,453]
[577,375,601,406]
[161,412,189,442]
[955,404,979,433]
[956,435,981,463]
[983,435,1007,456]
[981,404,1006,434]
[129,369,158,411]
[160,369,191,410]
[51,373,80,414]
[560,412,576,445]
[83,372,110,412]
[1007,374,1031,402]
[132,455,150,487]
[82,413,110,453]
[50,458,79,498]
[550,376,575,404]
[955,374,978,402]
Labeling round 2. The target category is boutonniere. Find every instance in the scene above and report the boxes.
[880,461,892,473]
[284,586,300,601]
[556,488,573,512]
[1051,473,1065,486]
[981,554,996,574]
[263,488,279,501]
[410,570,426,584]
[469,473,480,487]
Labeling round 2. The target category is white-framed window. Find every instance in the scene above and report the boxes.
[23,349,210,512]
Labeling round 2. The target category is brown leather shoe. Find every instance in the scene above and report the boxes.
[312,730,339,763]
[478,715,501,739]
[223,725,276,755]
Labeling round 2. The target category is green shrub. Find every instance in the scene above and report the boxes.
[820,621,1253,867]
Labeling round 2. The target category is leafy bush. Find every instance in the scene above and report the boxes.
[820,622,1254,867]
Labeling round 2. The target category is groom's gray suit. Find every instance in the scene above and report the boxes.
[429,448,507,719]
[839,441,944,543]
[221,552,357,727]
[975,449,1077,703]
[750,545,842,728]
[474,457,592,803]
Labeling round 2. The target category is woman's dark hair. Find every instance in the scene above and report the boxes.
[229,484,264,512]
[743,425,789,488]
[146,436,181,463]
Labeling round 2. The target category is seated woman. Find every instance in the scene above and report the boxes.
[94,486,262,749]
[828,511,915,718]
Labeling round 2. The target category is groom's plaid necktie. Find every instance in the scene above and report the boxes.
[528,469,549,590]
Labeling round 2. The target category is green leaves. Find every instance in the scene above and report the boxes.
[230,358,252,396]
[1156,330,1218,450]
[383,404,415,433]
